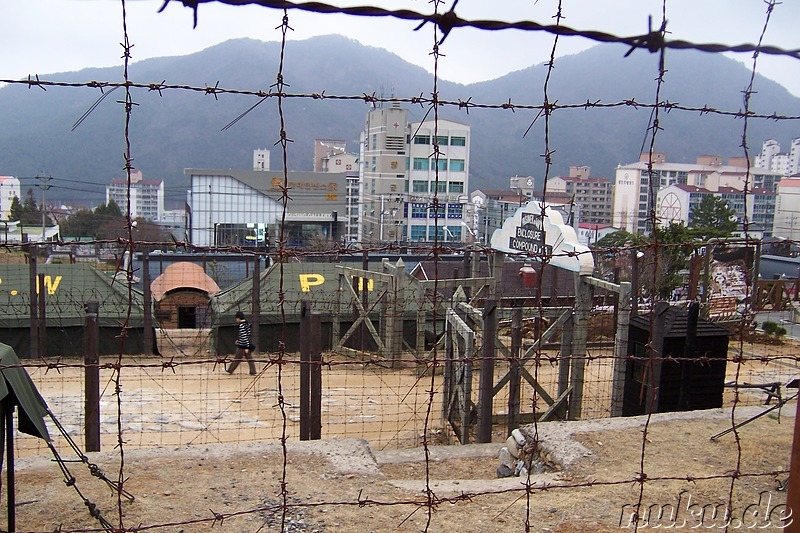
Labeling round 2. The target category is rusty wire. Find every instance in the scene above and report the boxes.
[1,0,798,530]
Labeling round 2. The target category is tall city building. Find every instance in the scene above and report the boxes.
[106,169,164,222]
[755,138,800,176]
[0,176,21,220]
[548,166,613,224]
[360,103,470,244]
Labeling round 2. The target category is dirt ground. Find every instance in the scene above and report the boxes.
[2,405,795,532]
[1,330,796,531]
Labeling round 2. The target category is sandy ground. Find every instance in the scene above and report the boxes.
[2,405,794,532]
[0,330,796,531]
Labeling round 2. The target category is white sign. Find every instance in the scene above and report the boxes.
[489,201,594,274]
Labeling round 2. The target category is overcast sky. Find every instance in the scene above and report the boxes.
[2,0,799,96]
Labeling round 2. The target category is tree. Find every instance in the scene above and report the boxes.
[640,222,696,299]
[689,195,737,239]
[593,230,645,253]
[61,200,126,238]
[8,196,22,222]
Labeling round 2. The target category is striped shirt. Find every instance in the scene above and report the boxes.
[236,320,251,348]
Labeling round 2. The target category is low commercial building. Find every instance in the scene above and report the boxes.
[186,168,349,249]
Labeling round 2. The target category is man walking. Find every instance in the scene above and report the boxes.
[227,311,257,375]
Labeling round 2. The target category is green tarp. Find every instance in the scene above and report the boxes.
[0,264,151,356]
[210,261,433,354]
[0,342,50,441]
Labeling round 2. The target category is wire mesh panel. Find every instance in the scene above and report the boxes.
[0,0,798,531]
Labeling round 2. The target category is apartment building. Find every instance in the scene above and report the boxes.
[106,169,165,222]
[614,153,782,235]
[548,166,613,224]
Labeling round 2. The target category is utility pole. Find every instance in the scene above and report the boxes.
[36,174,52,242]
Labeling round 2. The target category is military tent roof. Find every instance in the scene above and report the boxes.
[0,264,147,328]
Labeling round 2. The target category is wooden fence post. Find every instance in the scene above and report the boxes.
[142,250,152,356]
[310,310,322,440]
[84,300,100,452]
[610,281,631,417]
[252,255,260,351]
[28,251,38,359]
[569,274,592,420]
[508,307,523,434]
[300,300,311,441]
[476,299,496,443]
[37,273,46,359]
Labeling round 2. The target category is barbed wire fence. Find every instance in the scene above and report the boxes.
[0,0,798,530]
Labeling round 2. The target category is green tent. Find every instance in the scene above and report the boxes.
[210,261,432,354]
[0,264,153,357]
[0,342,49,441]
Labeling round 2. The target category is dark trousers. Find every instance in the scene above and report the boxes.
[227,347,256,375]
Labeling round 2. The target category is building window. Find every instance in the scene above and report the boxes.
[413,158,429,170]
[412,181,428,193]
[410,225,427,241]
[451,136,466,146]
[436,159,448,171]
[371,156,377,172]
[434,181,447,193]
[414,135,430,145]
[447,204,463,219]
[450,159,465,172]
[411,203,428,218]
[448,182,464,194]
[371,134,377,150]
[436,135,449,146]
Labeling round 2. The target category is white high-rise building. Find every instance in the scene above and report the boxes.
[0,176,21,220]
[253,149,270,171]
[360,103,471,244]
[106,169,164,221]
[755,138,800,176]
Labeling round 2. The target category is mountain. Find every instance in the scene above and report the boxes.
[0,35,798,204]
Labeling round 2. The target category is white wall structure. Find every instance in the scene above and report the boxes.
[490,201,594,275]
[253,149,270,171]
[0,176,21,220]
[775,178,800,241]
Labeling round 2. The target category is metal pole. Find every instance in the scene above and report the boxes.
[84,300,100,452]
